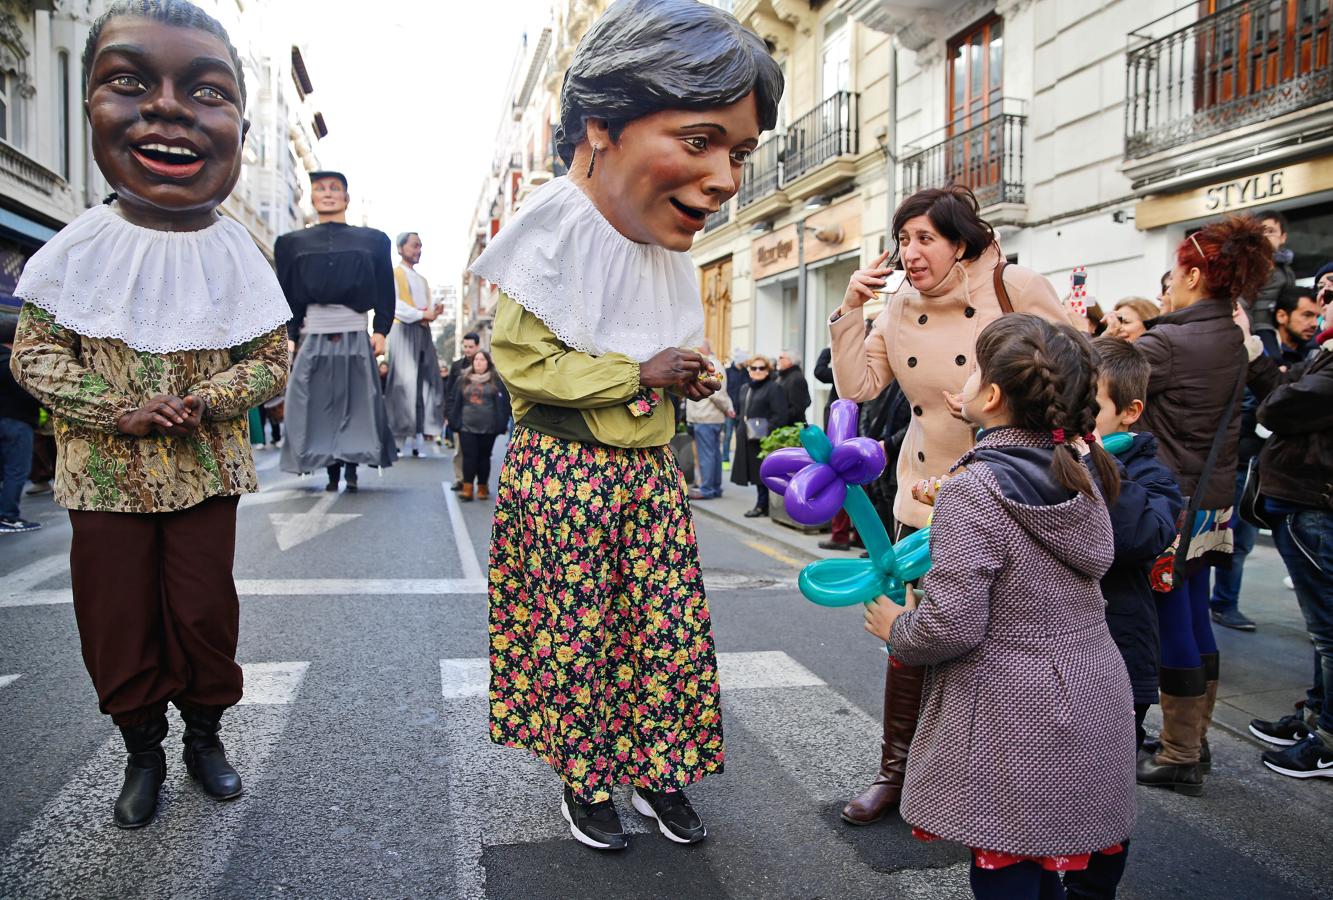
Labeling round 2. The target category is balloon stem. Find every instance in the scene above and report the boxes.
[844,486,894,572]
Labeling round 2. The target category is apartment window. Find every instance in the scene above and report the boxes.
[947,15,1003,132]
[0,71,8,142]
[58,51,71,178]
[821,14,851,99]
[1196,0,1333,111]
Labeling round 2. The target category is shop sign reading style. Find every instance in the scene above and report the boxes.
[1135,156,1333,229]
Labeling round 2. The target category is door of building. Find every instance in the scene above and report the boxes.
[700,256,732,355]
[946,15,1004,198]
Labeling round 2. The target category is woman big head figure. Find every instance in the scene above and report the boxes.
[827,185,1067,827]
[474,0,782,852]
[1134,215,1272,798]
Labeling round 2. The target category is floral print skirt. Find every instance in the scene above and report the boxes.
[487,427,724,802]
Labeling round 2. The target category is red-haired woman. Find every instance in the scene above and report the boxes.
[1134,216,1273,797]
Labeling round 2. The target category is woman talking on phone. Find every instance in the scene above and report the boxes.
[827,184,1067,827]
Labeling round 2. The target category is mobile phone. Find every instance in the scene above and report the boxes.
[876,270,908,294]
[1072,271,1088,288]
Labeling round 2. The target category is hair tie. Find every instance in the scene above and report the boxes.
[1083,433,1097,444]
[1051,428,1066,445]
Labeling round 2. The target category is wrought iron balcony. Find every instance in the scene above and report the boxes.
[1125,0,1333,159]
[901,105,1027,208]
[784,91,859,182]
[704,200,732,233]
[738,135,784,208]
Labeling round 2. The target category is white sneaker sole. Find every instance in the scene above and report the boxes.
[631,791,705,844]
[1262,759,1333,779]
[560,797,625,851]
[1248,724,1303,746]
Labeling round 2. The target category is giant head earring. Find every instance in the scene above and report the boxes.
[587,145,600,178]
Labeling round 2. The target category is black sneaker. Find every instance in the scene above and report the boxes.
[632,787,706,844]
[1262,734,1333,779]
[1211,608,1257,631]
[561,787,626,850]
[1250,712,1314,747]
[0,517,41,534]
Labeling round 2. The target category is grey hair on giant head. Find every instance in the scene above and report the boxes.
[396,232,419,251]
[83,0,247,110]
[555,0,784,167]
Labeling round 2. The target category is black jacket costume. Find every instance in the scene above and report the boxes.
[274,223,395,342]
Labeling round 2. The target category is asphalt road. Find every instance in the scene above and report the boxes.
[0,440,1329,899]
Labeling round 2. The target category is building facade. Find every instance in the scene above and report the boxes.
[0,0,326,313]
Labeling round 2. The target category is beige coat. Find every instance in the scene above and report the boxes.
[830,244,1066,528]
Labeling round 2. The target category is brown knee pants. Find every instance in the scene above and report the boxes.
[68,495,242,726]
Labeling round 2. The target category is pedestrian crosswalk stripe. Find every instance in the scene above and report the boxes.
[716,650,826,690]
[237,661,310,705]
[441,481,485,582]
[440,658,487,699]
[0,661,309,897]
[0,674,20,691]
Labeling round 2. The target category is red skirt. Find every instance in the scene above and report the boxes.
[912,828,1124,872]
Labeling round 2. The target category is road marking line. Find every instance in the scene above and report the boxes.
[269,491,362,551]
[0,661,308,896]
[1,554,67,594]
[441,481,485,582]
[716,651,826,690]
[238,661,310,705]
[440,658,487,699]
[0,578,489,608]
[742,538,805,568]
[0,674,20,691]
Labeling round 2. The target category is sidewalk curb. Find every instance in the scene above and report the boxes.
[691,500,825,564]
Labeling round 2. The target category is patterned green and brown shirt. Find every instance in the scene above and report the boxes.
[9,303,289,513]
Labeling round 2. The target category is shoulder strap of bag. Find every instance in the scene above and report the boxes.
[993,256,1014,315]
[1175,355,1247,565]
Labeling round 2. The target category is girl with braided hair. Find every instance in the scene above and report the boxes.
[1134,215,1273,796]
[864,314,1132,900]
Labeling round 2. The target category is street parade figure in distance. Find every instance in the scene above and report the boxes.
[9,0,291,828]
[472,0,782,851]
[275,170,396,492]
[384,231,446,457]
[828,186,1066,827]
[863,315,1134,899]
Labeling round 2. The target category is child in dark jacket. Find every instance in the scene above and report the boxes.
[1091,337,1183,751]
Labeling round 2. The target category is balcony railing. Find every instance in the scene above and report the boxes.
[0,140,63,198]
[704,200,732,233]
[785,91,860,181]
[1125,0,1333,159]
[738,135,784,208]
[901,105,1027,208]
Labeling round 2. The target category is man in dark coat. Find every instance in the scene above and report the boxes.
[1244,334,1333,777]
[776,349,811,424]
[445,332,481,491]
[1249,210,1297,331]
[723,347,749,465]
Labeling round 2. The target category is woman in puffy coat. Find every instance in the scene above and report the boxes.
[449,350,510,501]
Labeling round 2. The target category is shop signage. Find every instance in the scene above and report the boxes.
[1135,156,1333,229]
[750,195,863,281]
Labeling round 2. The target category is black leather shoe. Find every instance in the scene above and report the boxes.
[177,704,243,800]
[632,787,706,844]
[1135,753,1203,796]
[561,786,627,850]
[114,716,169,829]
[743,507,768,518]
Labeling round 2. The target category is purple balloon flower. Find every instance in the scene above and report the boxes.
[759,401,887,526]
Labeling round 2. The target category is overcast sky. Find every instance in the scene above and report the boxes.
[281,0,552,289]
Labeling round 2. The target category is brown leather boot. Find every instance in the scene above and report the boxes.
[476,484,490,501]
[841,659,926,825]
[460,483,474,502]
[1198,652,1219,774]
[1137,666,1206,796]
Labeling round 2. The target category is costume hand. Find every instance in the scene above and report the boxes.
[160,395,206,437]
[371,333,387,356]
[287,339,297,357]
[641,348,705,388]
[841,250,893,315]
[117,394,188,437]
[864,594,905,642]
[682,378,722,401]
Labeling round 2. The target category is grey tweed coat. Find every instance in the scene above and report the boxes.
[889,428,1136,857]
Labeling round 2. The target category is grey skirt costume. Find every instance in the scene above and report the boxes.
[280,331,397,473]
[384,321,444,439]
